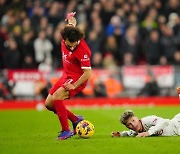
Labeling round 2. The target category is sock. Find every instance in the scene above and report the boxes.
[51,106,77,122]
[53,100,70,131]
[67,109,78,123]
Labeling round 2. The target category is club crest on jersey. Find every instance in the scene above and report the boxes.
[62,52,71,63]
[62,52,67,59]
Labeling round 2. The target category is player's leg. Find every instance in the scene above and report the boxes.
[47,78,84,139]
[52,87,82,130]
[52,87,70,130]
[45,81,80,123]
[45,93,78,121]
[45,94,55,112]
[51,87,74,140]
[67,87,85,134]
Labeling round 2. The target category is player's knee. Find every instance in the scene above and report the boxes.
[45,103,51,110]
[45,99,52,110]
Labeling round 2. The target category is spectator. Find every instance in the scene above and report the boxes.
[144,30,162,65]
[106,15,125,37]
[38,16,49,31]
[102,53,118,70]
[34,30,53,66]
[31,3,45,30]
[47,1,64,27]
[22,54,36,69]
[172,50,180,65]
[21,32,35,63]
[120,25,139,64]
[21,18,32,34]
[91,52,103,68]
[140,7,158,39]
[160,25,177,63]
[94,79,107,97]
[163,0,180,19]
[159,56,168,65]
[0,25,8,68]
[103,35,119,60]
[123,52,134,66]
[138,68,160,96]
[100,0,115,27]
[4,38,20,68]
[86,30,101,54]
[50,29,62,68]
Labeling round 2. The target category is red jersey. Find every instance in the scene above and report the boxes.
[61,39,91,81]
[49,39,91,96]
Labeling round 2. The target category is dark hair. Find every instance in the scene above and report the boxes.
[61,26,84,42]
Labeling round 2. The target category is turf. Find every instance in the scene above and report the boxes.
[0,106,180,154]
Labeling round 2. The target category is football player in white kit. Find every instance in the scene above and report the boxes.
[112,110,180,137]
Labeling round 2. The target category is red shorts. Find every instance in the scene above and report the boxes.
[49,77,86,98]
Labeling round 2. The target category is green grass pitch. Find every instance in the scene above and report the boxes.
[0,106,180,154]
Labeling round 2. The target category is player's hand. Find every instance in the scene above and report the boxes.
[111,131,121,137]
[63,83,75,90]
[65,12,77,26]
[65,12,76,21]
[136,132,150,137]
[177,87,180,99]
[177,87,180,94]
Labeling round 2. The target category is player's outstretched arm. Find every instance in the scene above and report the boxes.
[65,12,77,27]
[112,130,137,137]
[136,132,150,137]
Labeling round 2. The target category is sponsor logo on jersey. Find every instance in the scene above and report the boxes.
[81,54,89,61]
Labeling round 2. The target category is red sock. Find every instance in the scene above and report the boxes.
[67,109,78,123]
[51,106,77,122]
[53,100,70,131]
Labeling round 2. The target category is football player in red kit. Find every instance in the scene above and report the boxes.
[45,12,92,140]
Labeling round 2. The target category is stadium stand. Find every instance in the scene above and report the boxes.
[0,0,180,100]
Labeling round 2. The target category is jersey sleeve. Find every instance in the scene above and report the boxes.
[120,130,137,137]
[75,48,91,69]
[143,115,170,136]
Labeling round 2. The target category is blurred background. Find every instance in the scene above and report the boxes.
[0,0,180,102]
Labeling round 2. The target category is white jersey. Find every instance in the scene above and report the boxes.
[120,113,180,137]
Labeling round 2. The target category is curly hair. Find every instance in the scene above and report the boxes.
[61,26,84,42]
[120,110,134,125]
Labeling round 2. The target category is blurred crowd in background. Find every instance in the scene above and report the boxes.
[0,0,180,99]
[0,0,180,70]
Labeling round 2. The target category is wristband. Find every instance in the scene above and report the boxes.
[65,12,76,21]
